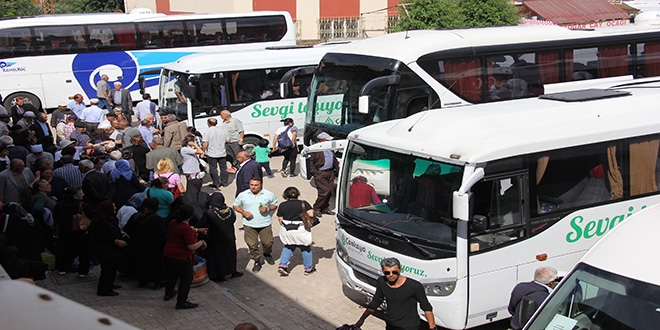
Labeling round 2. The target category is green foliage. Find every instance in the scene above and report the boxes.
[394,0,521,31]
[0,0,41,18]
[55,0,125,14]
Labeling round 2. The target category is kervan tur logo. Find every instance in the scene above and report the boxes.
[0,61,26,72]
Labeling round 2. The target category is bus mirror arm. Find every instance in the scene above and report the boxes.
[300,139,347,157]
[453,168,484,221]
[358,75,400,114]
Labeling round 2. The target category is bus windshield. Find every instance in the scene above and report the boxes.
[305,58,393,142]
[527,263,660,330]
[340,141,463,247]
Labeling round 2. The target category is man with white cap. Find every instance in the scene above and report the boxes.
[96,74,111,110]
[309,132,338,217]
[26,144,54,171]
[82,98,105,132]
[50,102,70,129]
[15,111,36,130]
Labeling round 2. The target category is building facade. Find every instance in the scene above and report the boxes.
[125,0,402,41]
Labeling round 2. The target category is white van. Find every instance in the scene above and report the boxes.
[524,203,660,329]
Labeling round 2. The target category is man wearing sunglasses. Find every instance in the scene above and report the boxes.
[355,257,437,330]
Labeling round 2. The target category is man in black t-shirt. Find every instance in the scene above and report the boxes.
[355,257,437,330]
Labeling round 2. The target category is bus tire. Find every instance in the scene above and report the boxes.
[4,92,42,112]
[242,136,261,153]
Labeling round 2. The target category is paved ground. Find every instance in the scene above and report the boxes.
[37,157,389,330]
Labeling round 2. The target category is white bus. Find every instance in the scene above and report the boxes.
[330,78,660,329]
[524,202,660,330]
[157,42,347,146]
[302,24,660,145]
[0,11,296,110]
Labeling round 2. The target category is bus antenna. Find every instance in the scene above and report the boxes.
[408,110,428,132]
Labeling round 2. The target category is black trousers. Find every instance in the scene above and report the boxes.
[97,251,120,294]
[165,256,194,304]
[281,147,298,175]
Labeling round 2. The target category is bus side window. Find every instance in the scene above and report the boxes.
[470,176,525,253]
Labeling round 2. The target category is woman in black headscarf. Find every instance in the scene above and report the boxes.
[124,198,167,289]
[88,200,127,296]
[204,192,242,282]
[180,178,209,227]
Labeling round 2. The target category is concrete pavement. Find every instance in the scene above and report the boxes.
[37,157,387,330]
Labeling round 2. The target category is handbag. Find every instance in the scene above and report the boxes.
[300,201,320,230]
[72,203,91,232]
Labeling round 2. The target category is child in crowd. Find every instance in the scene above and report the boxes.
[253,139,274,178]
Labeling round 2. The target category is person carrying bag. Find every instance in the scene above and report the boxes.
[276,186,317,276]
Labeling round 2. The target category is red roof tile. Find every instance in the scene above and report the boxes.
[522,0,630,24]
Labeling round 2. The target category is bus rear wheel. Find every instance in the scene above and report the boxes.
[4,92,42,112]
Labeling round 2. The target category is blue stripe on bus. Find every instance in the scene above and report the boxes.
[72,51,194,99]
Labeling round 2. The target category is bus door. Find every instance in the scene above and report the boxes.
[467,173,529,326]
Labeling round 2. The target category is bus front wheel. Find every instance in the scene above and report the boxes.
[4,92,42,112]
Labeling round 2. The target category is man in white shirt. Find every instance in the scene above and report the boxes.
[81,98,105,131]
[136,93,157,122]
[202,118,229,189]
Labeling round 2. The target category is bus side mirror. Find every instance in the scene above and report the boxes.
[138,75,146,95]
[359,95,370,114]
[471,215,487,232]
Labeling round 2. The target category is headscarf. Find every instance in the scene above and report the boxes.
[125,193,145,209]
[111,159,133,182]
[140,198,159,214]
[181,179,203,206]
[93,200,118,227]
[209,192,227,209]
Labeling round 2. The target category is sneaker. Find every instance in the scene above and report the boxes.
[288,173,298,177]
[280,171,288,178]
[304,268,317,275]
[175,301,199,310]
[78,274,87,278]
[164,290,178,301]
[268,174,275,178]
[278,267,289,277]
[264,254,275,265]
[57,270,66,275]
[252,261,262,272]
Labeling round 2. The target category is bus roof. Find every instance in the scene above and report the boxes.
[577,202,660,285]
[0,11,291,28]
[349,78,660,164]
[323,24,660,65]
[162,43,347,74]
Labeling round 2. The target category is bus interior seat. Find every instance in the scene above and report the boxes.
[573,71,594,80]
[506,78,528,99]
[557,173,609,210]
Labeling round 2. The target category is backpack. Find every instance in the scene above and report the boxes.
[517,288,547,328]
[277,126,293,149]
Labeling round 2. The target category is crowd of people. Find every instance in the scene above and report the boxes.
[0,89,333,312]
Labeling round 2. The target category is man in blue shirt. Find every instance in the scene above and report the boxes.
[232,177,278,272]
[67,94,86,119]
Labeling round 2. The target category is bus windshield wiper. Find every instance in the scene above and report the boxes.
[383,229,437,260]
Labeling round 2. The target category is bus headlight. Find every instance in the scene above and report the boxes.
[336,241,350,265]
[423,281,456,296]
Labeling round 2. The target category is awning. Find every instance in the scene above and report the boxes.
[522,0,631,24]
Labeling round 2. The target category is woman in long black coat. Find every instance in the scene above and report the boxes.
[53,187,92,276]
[111,159,144,208]
[88,200,127,296]
[204,192,242,282]
[124,198,167,289]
